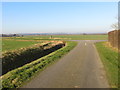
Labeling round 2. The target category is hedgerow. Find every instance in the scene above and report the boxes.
[2,41,65,75]
[1,41,77,88]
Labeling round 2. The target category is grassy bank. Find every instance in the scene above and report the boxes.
[95,42,118,88]
[2,41,65,75]
[1,41,77,88]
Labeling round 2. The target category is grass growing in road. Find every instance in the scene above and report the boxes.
[95,42,118,88]
[2,41,77,88]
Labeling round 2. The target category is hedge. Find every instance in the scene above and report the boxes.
[1,41,77,88]
[1,41,65,75]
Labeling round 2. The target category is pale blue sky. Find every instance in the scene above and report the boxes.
[2,2,118,34]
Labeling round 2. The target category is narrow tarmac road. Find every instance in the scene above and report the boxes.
[22,40,109,88]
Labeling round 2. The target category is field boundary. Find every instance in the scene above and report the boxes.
[2,41,65,75]
[1,41,77,88]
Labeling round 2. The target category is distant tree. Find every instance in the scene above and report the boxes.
[83,33,87,35]
[13,34,17,36]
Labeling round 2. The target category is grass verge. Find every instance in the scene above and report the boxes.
[95,42,118,88]
[1,41,77,88]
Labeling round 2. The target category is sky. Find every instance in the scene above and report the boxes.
[2,2,118,34]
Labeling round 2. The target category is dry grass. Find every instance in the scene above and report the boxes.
[104,42,118,52]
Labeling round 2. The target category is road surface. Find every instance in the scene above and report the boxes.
[22,40,109,88]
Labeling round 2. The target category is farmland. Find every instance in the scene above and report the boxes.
[2,34,108,51]
[25,34,108,40]
[2,41,65,75]
[3,1,118,88]
[2,40,41,52]
[1,34,111,88]
[2,40,77,88]
[1,35,78,88]
[49,34,108,40]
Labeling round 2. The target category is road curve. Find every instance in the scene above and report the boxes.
[21,40,109,88]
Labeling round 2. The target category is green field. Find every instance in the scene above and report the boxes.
[2,36,78,88]
[51,34,108,40]
[3,34,108,40]
[1,35,109,88]
[2,34,108,51]
[95,42,118,88]
[25,34,108,40]
[2,39,41,52]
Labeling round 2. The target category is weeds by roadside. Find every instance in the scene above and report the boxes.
[95,42,118,88]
